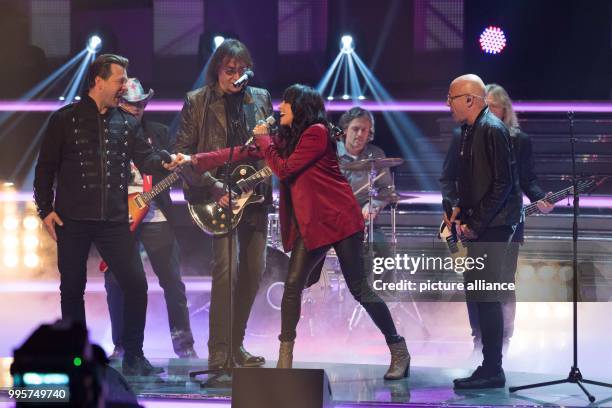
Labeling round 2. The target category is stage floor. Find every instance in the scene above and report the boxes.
[1,358,611,407]
[0,277,611,407]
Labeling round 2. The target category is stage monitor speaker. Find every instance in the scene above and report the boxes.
[232,367,332,408]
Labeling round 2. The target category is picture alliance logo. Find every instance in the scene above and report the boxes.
[372,253,487,274]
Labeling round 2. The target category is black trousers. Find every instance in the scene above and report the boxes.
[279,231,398,343]
[56,218,147,356]
[104,221,195,354]
[467,222,521,343]
[464,225,515,372]
[208,206,267,354]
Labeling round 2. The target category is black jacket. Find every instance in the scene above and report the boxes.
[441,124,545,205]
[174,83,273,204]
[510,130,545,202]
[140,118,175,222]
[34,95,164,222]
[440,107,522,235]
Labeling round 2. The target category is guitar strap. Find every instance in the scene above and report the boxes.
[143,174,152,192]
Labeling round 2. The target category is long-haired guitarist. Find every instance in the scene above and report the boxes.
[174,39,273,369]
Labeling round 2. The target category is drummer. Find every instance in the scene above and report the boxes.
[338,107,394,223]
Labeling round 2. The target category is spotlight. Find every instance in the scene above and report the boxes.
[58,96,65,101]
[3,253,18,268]
[537,264,557,280]
[23,215,40,231]
[358,95,366,100]
[74,96,81,101]
[23,235,40,249]
[342,94,349,100]
[479,26,506,54]
[340,35,354,53]
[3,216,19,231]
[24,253,40,268]
[327,96,334,101]
[3,235,19,249]
[213,35,225,50]
[87,35,102,53]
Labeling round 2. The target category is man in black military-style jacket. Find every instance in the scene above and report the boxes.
[33,54,180,376]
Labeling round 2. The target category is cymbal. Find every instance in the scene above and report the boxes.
[373,191,417,202]
[341,157,404,171]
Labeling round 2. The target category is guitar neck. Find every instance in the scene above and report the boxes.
[523,181,592,217]
[237,166,273,192]
[140,172,180,204]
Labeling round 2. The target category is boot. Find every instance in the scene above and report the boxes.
[384,338,410,380]
[276,341,294,369]
[122,354,164,376]
[234,345,266,367]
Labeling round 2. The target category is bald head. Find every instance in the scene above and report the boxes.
[447,74,487,124]
[450,74,486,98]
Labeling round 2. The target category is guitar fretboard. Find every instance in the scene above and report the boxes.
[236,167,273,193]
[523,180,592,217]
[140,172,180,204]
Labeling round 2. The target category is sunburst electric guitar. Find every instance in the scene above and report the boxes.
[99,171,180,272]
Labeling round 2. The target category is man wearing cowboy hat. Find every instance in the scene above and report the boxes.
[104,77,198,360]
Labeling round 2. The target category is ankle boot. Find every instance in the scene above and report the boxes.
[276,341,294,369]
[384,338,410,380]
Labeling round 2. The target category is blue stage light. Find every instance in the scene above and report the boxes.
[213,35,225,50]
[87,35,102,53]
[341,35,354,54]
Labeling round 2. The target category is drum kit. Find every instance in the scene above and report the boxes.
[249,156,429,338]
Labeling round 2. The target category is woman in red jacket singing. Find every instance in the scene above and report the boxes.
[175,84,409,379]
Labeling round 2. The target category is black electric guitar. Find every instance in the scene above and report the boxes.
[438,177,603,258]
[188,165,273,236]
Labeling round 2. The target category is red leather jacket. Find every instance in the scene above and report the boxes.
[193,123,364,251]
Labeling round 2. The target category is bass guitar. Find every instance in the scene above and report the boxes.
[438,177,603,258]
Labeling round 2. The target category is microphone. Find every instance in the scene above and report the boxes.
[158,149,173,163]
[245,115,276,145]
[233,69,254,88]
[329,123,345,141]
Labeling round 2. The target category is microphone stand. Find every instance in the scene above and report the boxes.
[509,112,611,402]
[189,88,246,386]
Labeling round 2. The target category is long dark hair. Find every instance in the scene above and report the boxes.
[277,84,330,157]
[205,39,253,85]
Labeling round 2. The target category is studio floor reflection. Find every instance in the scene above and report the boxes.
[0,276,611,407]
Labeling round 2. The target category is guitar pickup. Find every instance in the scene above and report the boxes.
[134,196,147,209]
